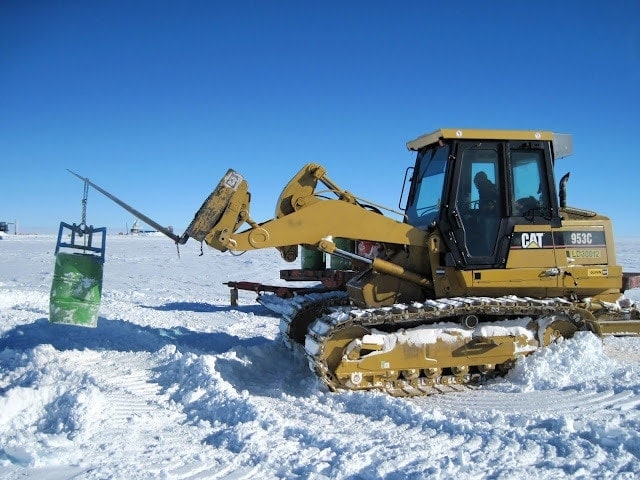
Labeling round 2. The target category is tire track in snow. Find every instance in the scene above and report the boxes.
[55,349,228,479]
[418,385,640,417]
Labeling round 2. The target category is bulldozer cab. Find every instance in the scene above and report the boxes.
[405,129,561,270]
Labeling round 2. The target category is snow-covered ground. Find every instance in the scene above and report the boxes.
[1,233,640,479]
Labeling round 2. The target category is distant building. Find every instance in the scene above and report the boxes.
[130,219,143,234]
[129,219,158,235]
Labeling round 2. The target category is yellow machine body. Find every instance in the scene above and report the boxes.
[151,129,640,394]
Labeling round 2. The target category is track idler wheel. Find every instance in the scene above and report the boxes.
[401,368,420,380]
[424,367,441,379]
[477,364,496,375]
[322,325,370,384]
[540,318,578,346]
[451,365,469,378]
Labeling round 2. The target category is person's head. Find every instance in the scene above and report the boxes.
[474,171,489,188]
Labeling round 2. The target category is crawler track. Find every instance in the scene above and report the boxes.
[273,293,640,397]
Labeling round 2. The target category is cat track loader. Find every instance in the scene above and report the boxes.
[73,128,640,396]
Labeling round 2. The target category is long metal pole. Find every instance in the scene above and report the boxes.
[67,170,185,244]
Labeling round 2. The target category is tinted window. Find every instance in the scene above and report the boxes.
[510,150,549,216]
[456,148,501,257]
[406,144,449,228]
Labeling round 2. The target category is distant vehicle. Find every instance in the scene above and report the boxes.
[0,222,8,233]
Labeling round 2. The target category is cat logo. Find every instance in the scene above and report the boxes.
[521,232,544,249]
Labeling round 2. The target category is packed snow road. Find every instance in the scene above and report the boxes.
[1,234,640,479]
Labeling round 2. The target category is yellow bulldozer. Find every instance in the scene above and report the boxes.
[72,128,640,396]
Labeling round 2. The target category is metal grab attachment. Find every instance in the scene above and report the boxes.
[55,222,107,262]
[56,174,106,259]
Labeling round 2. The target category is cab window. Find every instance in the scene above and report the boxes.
[406,144,449,228]
[510,150,550,217]
[455,148,502,257]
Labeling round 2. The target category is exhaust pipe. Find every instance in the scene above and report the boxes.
[559,172,570,208]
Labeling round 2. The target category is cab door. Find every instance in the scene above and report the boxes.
[445,141,508,268]
[473,143,561,294]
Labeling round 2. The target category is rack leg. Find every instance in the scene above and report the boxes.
[230,287,239,306]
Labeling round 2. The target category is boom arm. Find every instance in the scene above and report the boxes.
[208,199,426,252]
[188,164,427,261]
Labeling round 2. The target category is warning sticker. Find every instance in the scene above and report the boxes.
[587,268,608,277]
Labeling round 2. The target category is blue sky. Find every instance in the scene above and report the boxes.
[2,1,639,237]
